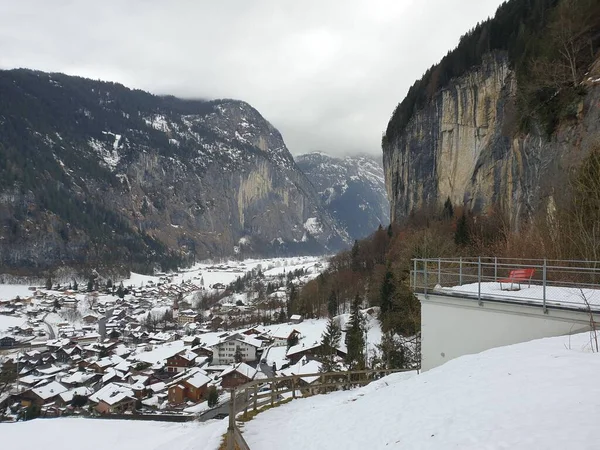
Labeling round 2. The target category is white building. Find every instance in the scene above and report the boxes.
[211,334,262,365]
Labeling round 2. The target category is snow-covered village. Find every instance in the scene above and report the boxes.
[1,257,380,419]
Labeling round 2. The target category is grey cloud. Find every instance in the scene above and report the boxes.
[0,0,505,156]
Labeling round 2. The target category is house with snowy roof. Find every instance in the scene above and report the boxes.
[211,334,263,365]
[286,341,346,365]
[167,368,212,404]
[89,383,136,414]
[21,381,68,407]
[270,327,301,347]
[165,350,197,373]
[219,362,257,388]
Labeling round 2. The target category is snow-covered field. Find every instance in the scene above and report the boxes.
[0,284,35,301]
[122,256,326,289]
[243,332,600,450]
[2,417,227,450]
[0,314,27,334]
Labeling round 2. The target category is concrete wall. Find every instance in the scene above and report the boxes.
[419,294,592,371]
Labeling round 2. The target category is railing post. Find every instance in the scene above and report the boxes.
[253,384,258,411]
[244,387,249,418]
[270,381,274,407]
[437,258,441,286]
[494,257,498,281]
[413,259,417,290]
[543,259,547,314]
[478,256,482,305]
[227,389,235,450]
[424,259,428,296]
[459,257,463,286]
[292,376,296,399]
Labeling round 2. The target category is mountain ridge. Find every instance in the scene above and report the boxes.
[0,69,350,275]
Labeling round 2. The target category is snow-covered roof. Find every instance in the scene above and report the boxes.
[60,371,96,385]
[286,341,322,357]
[185,370,211,389]
[220,362,257,380]
[59,387,93,403]
[278,357,322,384]
[89,383,134,406]
[32,381,67,400]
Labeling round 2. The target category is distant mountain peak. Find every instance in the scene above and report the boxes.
[296,151,389,240]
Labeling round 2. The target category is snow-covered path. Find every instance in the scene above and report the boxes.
[242,332,600,449]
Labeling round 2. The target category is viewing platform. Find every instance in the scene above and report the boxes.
[410,258,600,370]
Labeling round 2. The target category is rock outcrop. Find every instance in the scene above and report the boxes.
[383,51,600,225]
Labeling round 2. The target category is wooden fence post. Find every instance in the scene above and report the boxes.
[253,384,258,411]
[227,389,235,450]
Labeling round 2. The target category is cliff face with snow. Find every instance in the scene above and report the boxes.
[0,69,349,274]
[382,52,600,225]
[296,152,389,240]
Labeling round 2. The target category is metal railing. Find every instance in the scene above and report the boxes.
[410,257,600,313]
[225,368,411,450]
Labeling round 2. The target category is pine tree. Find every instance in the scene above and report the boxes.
[345,294,365,369]
[207,386,219,407]
[377,331,407,369]
[327,290,338,318]
[87,277,94,292]
[320,317,341,372]
[106,279,113,290]
[380,270,395,319]
[116,282,125,299]
[45,277,52,290]
[454,212,471,246]
[144,313,155,332]
[234,346,243,363]
[287,282,297,319]
[72,279,78,291]
[351,240,361,272]
[287,332,299,349]
[443,197,454,219]
[278,307,286,323]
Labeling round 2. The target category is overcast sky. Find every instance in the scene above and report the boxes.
[0,1,505,157]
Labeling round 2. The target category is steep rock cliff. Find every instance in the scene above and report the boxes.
[0,69,349,274]
[383,52,600,224]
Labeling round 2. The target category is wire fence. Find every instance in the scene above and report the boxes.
[410,257,600,312]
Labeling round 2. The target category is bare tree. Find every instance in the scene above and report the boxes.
[580,289,598,353]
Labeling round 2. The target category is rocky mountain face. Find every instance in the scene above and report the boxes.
[296,153,389,240]
[0,69,349,275]
[382,51,600,226]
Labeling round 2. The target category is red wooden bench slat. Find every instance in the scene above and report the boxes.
[499,268,535,290]
[498,268,535,282]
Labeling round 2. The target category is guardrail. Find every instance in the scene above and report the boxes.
[225,368,411,450]
[411,257,600,313]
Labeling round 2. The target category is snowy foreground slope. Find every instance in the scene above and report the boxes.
[243,332,600,450]
[2,417,227,450]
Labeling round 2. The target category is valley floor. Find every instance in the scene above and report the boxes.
[242,332,600,450]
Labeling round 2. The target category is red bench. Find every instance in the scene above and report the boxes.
[499,268,535,291]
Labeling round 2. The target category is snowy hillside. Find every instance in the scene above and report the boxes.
[296,152,389,240]
[242,332,600,450]
[2,417,227,450]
